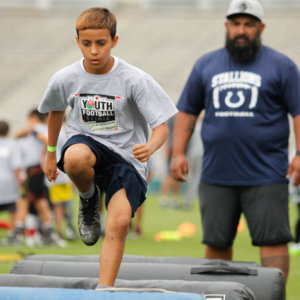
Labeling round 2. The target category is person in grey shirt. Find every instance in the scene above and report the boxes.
[0,121,23,236]
[39,7,177,287]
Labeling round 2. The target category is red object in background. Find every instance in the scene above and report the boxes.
[0,220,10,229]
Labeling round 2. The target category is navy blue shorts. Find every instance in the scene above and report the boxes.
[57,134,147,217]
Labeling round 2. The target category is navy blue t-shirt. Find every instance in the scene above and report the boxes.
[177,46,300,186]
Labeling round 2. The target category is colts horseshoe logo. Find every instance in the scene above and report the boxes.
[223,86,258,109]
[213,86,258,109]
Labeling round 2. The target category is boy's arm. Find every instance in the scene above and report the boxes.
[45,111,65,182]
[132,122,169,163]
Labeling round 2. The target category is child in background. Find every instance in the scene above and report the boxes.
[0,121,23,244]
[6,109,58,246]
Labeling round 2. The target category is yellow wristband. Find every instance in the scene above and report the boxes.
[47,145,57,152]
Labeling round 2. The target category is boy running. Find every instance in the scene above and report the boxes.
[38,7,177,287]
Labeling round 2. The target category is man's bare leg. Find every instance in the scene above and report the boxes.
[205,245,233,260]
[260,244,289,282]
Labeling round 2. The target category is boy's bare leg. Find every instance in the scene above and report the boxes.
[64,143,100,246]
[63,144,96,193]
[99,188,132,286]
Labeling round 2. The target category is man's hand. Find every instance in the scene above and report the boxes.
[286,155,300,186]
[132,144,152,162]
[170,154,188,182]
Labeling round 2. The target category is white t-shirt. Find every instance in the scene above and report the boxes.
[0,137,23,203]
[18,124,47,168]
[39,57,177,179]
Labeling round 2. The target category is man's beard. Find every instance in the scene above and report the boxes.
[225,32,262,63]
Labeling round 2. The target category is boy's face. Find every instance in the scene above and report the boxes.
[76,28,118,75]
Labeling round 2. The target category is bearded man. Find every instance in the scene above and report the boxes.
[171,0,300,282]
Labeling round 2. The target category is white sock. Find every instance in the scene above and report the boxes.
[79,182,96,199]
[95,284,110,290]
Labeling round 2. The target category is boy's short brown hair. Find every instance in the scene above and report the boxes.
[76,7,117,39]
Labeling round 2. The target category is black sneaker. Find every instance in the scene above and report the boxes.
[78,185,101,246]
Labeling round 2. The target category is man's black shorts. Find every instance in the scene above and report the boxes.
[199,181,293,248]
